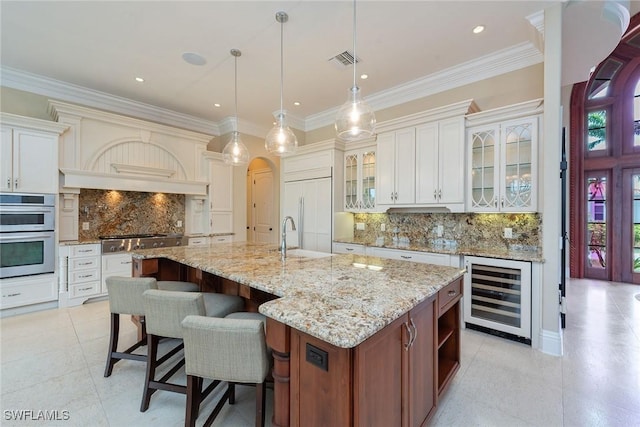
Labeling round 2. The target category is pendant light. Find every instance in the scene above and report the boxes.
[222,49,250,166]
[335,0,376,141]
[265,11,298,155]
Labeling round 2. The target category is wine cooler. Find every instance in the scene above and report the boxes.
[463,256,531,342]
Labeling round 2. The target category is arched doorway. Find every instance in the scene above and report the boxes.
[246,157,277,244]
[570,12,640,283]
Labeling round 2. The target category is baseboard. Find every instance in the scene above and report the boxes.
[539,328,563,356]
[1,300,59,318]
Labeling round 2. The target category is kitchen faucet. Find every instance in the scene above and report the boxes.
[281,216,296,259]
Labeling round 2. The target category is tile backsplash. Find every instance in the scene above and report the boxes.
[353,212,541,250]
[78,189,185,240]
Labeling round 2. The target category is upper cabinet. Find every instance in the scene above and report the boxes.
[344,145,377,212]
[466,99,542,213]
[377,128,416,206]
[415,117,465,208]
[376,100,478,212]
[208,156,233,234]
[0,114,67,194]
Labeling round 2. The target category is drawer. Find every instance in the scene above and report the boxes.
[188,237,209,247]
[70,257,100,271]
[70,281,101,298]
[332,242,365,255]
[210,235,232,244]
[70,269,100,283]
[70,244,100,257]
[438,278,462,316]
[1,275,57,309]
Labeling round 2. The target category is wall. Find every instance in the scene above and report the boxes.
[305,63,544,144]
[0,87,51,120]
[77,189,184,240]
[352,212,541,251]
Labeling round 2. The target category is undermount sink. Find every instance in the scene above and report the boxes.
[286,249,335,259]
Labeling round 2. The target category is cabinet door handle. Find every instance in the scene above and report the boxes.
[14,178,18,189]
[448,290,457,297]
[78,274,93,279]
[400,255,412,260]
[121,261,132,265]
[501,197,505,207]
[4,293,21,298]
[434,189,437,200]
[6,178,10,189]
[403,322,413,351]
[409,318,417,347]
[78,262,93,266]
[346,248,354,252]
[438,189,442,200]
[79,287,93,292]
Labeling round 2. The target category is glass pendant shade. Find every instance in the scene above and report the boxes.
[265,11,297,156]
[335,86,376,141]
[222,130,250,165]
[222,48,250,166]
[265,113,297,154]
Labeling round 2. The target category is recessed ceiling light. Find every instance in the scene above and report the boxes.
[294,101,301,106]
[360,74,368,79]
[135,77,144,83]
[214,103,221,108]
[182,52,207,66]
[473,25,485,34]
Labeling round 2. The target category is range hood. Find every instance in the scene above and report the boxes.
[59,168,208,195]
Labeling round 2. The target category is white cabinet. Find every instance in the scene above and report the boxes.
[101,253,132,293]
[377,128,416,205]
[415,117,465,211]
[466,100,541,213]
[209,159,233,234]
[1,126,59,194]
[332,242,366,255]
[210,235,233,244]
[344,146,377,212]
[59,243,102,307]
[188,236,209,247]
[369,247,459,267]
[1,274,58,310]
[284,178,332,253]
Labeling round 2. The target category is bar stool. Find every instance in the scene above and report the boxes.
[140,289,244,412]
[103,276,199,377]
[182,311,270,427]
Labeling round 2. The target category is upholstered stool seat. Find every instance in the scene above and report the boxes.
[103,276,199,377]
[140,289,245,412]
[182,312,270,427]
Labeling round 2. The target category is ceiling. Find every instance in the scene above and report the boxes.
[1,1,638,138]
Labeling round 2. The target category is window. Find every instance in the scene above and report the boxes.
[634,79,640,147]
[587,110,607,152]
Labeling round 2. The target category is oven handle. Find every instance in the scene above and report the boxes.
[0,233,54,241]
[0,206,55,213]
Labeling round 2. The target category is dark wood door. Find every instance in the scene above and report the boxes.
[354,314,406,427]
[408,298,436,427]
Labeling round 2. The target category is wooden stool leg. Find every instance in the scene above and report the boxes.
[140,334,159,412]
[104,313,120,377]
[186,375,202,427]
[228,383,235,405]
[256,382,266,427]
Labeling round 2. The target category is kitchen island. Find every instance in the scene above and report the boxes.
[131,242,464,427]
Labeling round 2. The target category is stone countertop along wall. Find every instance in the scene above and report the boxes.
[352,212,542,257]
[78,189,185,240]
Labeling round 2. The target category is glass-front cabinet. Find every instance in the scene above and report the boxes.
[344,146,376,212]
[467,116,538,212]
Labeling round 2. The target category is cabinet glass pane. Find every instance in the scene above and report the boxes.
[470,131,496,208]
[361,151,376,209]
[502,123,533,209]
[345,154,358,209]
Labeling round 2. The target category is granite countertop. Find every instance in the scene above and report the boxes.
[59,239,101,246]
[131,242,465,349]
[333,238,545,263]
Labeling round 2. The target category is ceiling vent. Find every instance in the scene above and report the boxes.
[329,50,360,69]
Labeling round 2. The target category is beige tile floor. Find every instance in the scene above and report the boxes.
[1,278,639,426]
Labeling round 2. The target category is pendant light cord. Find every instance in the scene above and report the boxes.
[279,16,284,120]
[352,0,357,90]
[234,54,238,131]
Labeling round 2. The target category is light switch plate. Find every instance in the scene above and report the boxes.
[177,220,183,227]
[356,222,365,230]
[82,222,90,230]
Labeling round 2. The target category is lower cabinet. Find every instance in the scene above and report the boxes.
[101,253,133,293]
[289,295,437,427]
[1,273,58,310]
[436,277,462,398]
[59,243,102,307]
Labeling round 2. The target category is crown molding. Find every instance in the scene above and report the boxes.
[1,66,221,136]
[305,41,543,131]
[0,112,68,134]
[218,116,271,139]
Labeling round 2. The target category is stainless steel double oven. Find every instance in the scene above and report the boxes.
[0,193,56,279]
